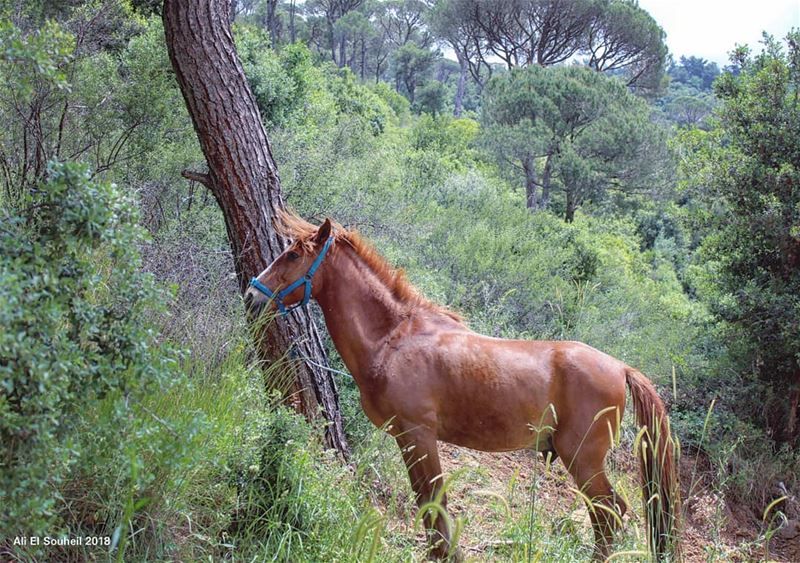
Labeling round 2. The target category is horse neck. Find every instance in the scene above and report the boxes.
[315,245,407,382]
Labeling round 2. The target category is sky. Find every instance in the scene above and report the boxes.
[638,0,800,66]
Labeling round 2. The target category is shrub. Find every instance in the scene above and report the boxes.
[237,26,300,126]
[372,80,410,123]
[0,162,182,549]
[413,79,446,115]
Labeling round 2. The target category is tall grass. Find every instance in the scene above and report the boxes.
[93,343,422,561]
[30,308,790,563]
[39,333,791,563]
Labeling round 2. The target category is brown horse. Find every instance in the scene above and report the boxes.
[244,213,681,561]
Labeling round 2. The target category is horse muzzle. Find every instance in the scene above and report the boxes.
[243,287,271,317]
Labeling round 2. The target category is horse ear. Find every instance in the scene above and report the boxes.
[315,218,332,243]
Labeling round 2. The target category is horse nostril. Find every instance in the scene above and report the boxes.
[243,291,254,308]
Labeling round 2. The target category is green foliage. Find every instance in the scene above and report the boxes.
[391,41,438,102]
[0,14,198,210]
[586,0,669,93]
[655,57,721,129]
[657,83,716,128]
[372,80,411,122]
[670,55,721,91]
[412,79,446,115]
[480,65,673,220]
[682,33,800,444]
[0,18,73,91]
[0,162,178,541]
[227,400,362,561]
[2,4,798,560]
[435,0,667,92]
[237,29,392,136]
[237,26,309,126]
[0,18,74,202]
[326,66,393,135]
[409,114,478,167]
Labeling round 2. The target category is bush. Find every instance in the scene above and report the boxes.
[372,80,410,123]
[237,26,301,126]
[413,79,446,115]
[325,66,393,136]
[0,162,184,551]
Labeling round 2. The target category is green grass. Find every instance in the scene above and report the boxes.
[128,347,420,562]
[30,338,791,563]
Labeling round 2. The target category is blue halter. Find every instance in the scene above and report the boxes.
[249,236,334,315]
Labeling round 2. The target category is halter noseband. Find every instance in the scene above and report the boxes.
[249,236,334,315]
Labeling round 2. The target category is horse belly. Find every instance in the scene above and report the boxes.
[440,423,553,453]
[436,370,555,453]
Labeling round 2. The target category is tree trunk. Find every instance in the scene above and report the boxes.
[347,38,357,69]
[565,190,577,222]
[163,0,349,457]
[360,39,366,80]
[786,374,799,442]
[327,18,337,63]
[522,155,539,209]
[540,153,553,209]
[454,50,467,117]
[266,0,278,48]
[289,0,296,43]
[338,33,347,69]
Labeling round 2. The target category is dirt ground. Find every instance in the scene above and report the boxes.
[432,443,800,562]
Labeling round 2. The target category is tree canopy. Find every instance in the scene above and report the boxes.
[682,33,800,441]
[481,65,671,220]
[433,0,667,92]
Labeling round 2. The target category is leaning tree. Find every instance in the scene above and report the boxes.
[162,0,348,455]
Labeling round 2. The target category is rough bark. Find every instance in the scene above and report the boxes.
[360,39,366,80]
[787,378,799,441]
[327,18,337,63]
[565,191,578,223]
[265,0,279,48]
[163,0,349,456]
[338,33,346,68]
[522,155,539,210]
[454,51,467,117]
[540,153,553,209]
[289,0,296,42]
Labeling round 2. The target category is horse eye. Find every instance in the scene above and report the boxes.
[287,251,300,261]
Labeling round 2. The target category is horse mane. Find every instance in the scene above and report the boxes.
[275,209,463,323]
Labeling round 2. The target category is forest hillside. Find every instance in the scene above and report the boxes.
[1,1,798,561]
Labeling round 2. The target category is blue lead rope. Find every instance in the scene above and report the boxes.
[249,236,335,315]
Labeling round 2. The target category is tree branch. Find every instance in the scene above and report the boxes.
[181,169,212,189]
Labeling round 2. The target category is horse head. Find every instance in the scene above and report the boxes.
[244,218,334,316]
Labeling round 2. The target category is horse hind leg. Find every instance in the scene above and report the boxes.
[580,467,627,560]
[554,435,627,560]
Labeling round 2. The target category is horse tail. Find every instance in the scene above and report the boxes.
[625,368,681,561]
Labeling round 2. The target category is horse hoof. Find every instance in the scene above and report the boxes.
[447,546,465,562]
[427,545,463,562]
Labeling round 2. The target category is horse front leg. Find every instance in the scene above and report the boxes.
[394,425,458,560]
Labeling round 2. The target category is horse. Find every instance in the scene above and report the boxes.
[244,212,681,561]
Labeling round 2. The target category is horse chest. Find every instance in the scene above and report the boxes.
[358,392,391,429]
[354,367,392,428]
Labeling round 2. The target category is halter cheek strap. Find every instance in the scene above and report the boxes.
[249,236,334,316]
